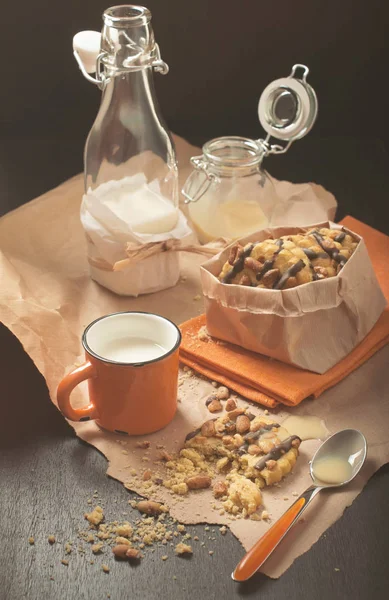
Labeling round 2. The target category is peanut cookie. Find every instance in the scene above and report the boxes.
[219,227,358,289]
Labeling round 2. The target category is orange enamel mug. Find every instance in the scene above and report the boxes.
[57,311,181,435]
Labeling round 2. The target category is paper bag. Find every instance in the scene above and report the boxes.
[200,222,386,373]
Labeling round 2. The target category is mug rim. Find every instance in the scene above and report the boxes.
[82,311,182,367]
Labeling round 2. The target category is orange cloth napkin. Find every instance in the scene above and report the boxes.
[179,216,389,408]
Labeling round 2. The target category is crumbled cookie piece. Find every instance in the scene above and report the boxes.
[61,560,69,566]
[113,522,132,538]
[91,543,104,554]
[219,526,227,535]
[48,535,56,544]
[84,506,104,526]
[198,325,210,341]
[223,474,262,516]
[161,555,168,561]
[136,440,151,449]
[102,564,110,573]
[28,537,35,545]
[175,543,193,555]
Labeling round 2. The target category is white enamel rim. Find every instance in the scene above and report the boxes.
[82,311,181,366]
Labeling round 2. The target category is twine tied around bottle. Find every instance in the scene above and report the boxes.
[87,237,230,272]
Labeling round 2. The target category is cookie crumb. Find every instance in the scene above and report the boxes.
[161,555,168,561]
[334,568,340,572]
[102,564,110,573]
[219,526,227,535]
[197,325,210,341]
[61,560,69,566]
[28,537,35,545]
[64,542,72,554]
[261,510,270,520]
[175,543,193,555]
[264,409,269,415]
[48,535,56,544]
[84,506,104,526]
[91,543,104,554]
[193,294,202,301]
[208,550,214,556]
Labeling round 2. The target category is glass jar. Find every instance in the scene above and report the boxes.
[183,136,279,243]
[74,5,188,296]
[182,64,318,243]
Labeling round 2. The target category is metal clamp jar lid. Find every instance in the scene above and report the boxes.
[182,63,318,204]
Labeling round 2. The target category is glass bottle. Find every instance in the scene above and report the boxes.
[74,5,183,296]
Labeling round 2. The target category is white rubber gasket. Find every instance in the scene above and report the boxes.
[258,77,314,142]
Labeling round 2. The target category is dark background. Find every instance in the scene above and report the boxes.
[1,1,388,147]
[1,3,389,599]
[1,0,389,224]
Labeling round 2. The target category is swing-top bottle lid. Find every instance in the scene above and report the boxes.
[257,64,318,144]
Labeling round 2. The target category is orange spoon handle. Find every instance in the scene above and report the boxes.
[232,485,321,582]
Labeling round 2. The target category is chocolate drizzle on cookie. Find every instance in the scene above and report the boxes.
[222,243,255,284]
[302,248,329,261]
[243,423,280,442]
[312,231,348,269]
[256,239,284,282]
[273,259,305,290]
[254,435,301,471]
[334,231,346,243]
[185,428,201,442]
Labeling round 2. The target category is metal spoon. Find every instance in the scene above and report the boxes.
[232,428,367,582]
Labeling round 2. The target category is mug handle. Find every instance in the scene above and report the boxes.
[57,361,99,422]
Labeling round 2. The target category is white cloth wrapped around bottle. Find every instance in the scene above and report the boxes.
[81,174,193,296]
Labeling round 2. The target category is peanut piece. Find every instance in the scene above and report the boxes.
[224,420,236,434]
[236,415,251,434]
[228,244,243,266]
[244,256,264,273]
[227,408,246,421]
[208,399,222,413]
[126,548,141,560]
[185,475,212,490]
[291,437,301,448]
[213,481,228,498]
[136,500,164,515]
[225,398,237,412]
[262,268,280,289]
[314,266,328,277]
[157,450,173,461]
[248,444,261,455]
[113,545,132,559]
[201,420,216,437]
